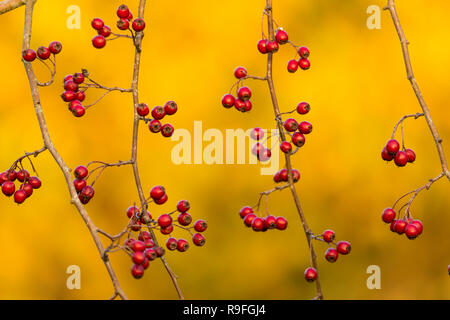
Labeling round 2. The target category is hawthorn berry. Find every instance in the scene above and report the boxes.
[132,251,146,264]
[160,224,173,235]
[131,264,144,279]
[177,200,190,212]
[161,123,174,138]
[73,72,85,84]
[61,91,76,102]
[257,39,269,54]
[144,238,154,249]
[275,216,288,230]
[92,35,106,49]
[405,224,419,240]
[322,230,335,243]
[234,67,247,79]
[244,100,252,112]
[304,267,317,282]
[124,238,135,249]
[381,208,396,223]
[336,241,351,255]
[393,219,407,234]
[287,59,298,73]
[394,151,408,167]
[98,26,112,37]
[237,87,251,101]
[192,233,206,246]
[164,101,178,115]
[222,94,235,109]
[251,217,265,231]
[154,246,165,257]
[298,121,313,134]
[325,247,338,263]
[21,183,33,197]
[64,74,73,83]
[37,46,51,60]
[73,179,86,193]
[117,4,130,19]
[151,106,165,120]
[296,102,310,115]
[48,41,62,54]
[284,118,298,132]
[2,181,15,196]
[75,91,85,102]
[275,29,288,44]
[257,148,272,162]
[390,219,397,232]
[243,213,256,227]
[64,80,78,92]
[126,205,139,219]
[177,239,189,252]
[131,240,146,252]
[267,41,279,53]
[194,220,207,232]
[132,18,146,32]
[177,212,192,226]
[291,132,305,147]
[166,237,178,251]
[117,18,130,30]
[137,103,149,117]
[79,185,95,204]
[74,165,88,179]
[291,169,300,182]
[386,139,400,155]
[155,193,168,205]
[298,58,310,70]
[28,177,41,189]
[16,170,29,182]
[14,190,27,204]
[234,98,246,112]
[239,206,253,219]
[158,214,172,228]
[263,215,277,229]
[91,18,104,30]
[145,248,157,260]
[148,119,162,133]
[252,143,264,157]
[72,103,85,117]
[142,258,150,270]
[410,219,423,235]
[250,128,264,141]
[138,231,151,241]
[140,212,152,224]
[405,149,416,163]
[381,147,394,161]
[298,46,310,58]
[280,141,292,154]
[150,185,165,200]
[22,49,36,62]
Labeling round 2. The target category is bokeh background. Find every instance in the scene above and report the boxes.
[0,0,449,299]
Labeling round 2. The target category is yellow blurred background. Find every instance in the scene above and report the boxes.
[0,0,449,299]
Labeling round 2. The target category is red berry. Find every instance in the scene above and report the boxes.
[250,127,264,141]
[177,200,190,212]
[145,248,157,260]
[394,151,408,167]
[73,72,85,84]
[144,239,155,249]
[234,99,246,112]
[405,149,416,163]
[298,58,310,70]
[222,94,235,109]
[126,205,139,219]
[239,206,253,219]
[291,132,306,147]
[166,237,178,251]
[137,103,149,117]
[151,106,165,120]
[234,67,247,79]
[92,35,106,48]
[325,247,338,262]
[63,74,73,83]
[140,211,152,224]
[287,59,298,73]
[14,189,27,204]
[98,25,112,37]
[157,214,172,228]
[275,216,288,230]
[257,39,269,54]
[274,171,280,184]
[280,141,292,154]
[138,231,151,241]
[61,91,76,102]
[298,46,310,58]
[37,46,51,60]
[131,264,144,279]
[267,41,279,53]
[296,102,310,115]
[28,176,41,189]
[410,219,423,235]
[75,91,85,102]
[194,219,207,232]
[237,87,251,101]
[20,183,33,197]
[154,246,165,257]
[382,208,396,223]
[291,169,300,182]
[142,258,149,269]
[73,179,86,193]
[124,238,135,249]
[177,239,189,252]
[64,80,78,92]
[16,170,29,182]
[336,241,351,255]
[284,118,298,132]
[132,18,146,31]
[177,212,192,226]
[251,143,264,157]
[150,185,165,200]
[393,219,407,234]
[131,240,146,252]
[322,230,335,243]
[117,4,130,19]
[257,148,271,162]
[72,103,85,117]
[244,100,252,111]
[68,100,81,111]
[74,165,88,179]
[79,185,94,204]
[161,124,174,137]
[275,29,288,44]
[251,217,265,231]
[164,101,178,115]
[48,41,62,54]
[132,251,146,264]
[386,139,400,155]
[263,215,277,229]
[390,219,397,232]
[192,233,206,246]
[91,18,104,30]
[148,119,162,133]
[243,213,256,227]
[160,224,173,235]
[381,147,394,161]
[2,181,15,196]
[117,18,129,30]
[298,121,313,134]
[22,49,36,62]
[405,224,419,240]
[304,267,317,282]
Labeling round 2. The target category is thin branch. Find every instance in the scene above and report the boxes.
[390,112,423,140]
[0,0,25,14]
[385,0,450,180]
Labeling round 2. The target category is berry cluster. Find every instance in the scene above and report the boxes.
[221,67,253,113]
[61,71,87,117]
[72,165,95,204]
[381,208,423,240]
[239,206,288,232]
[22,41,62,62]
[0,169,41,204]
[91,4,146,49]
[141,101,178,138]
[124,188,207,279]
[381,139,416,167]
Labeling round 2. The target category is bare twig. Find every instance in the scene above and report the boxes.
[0,0,25,14]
